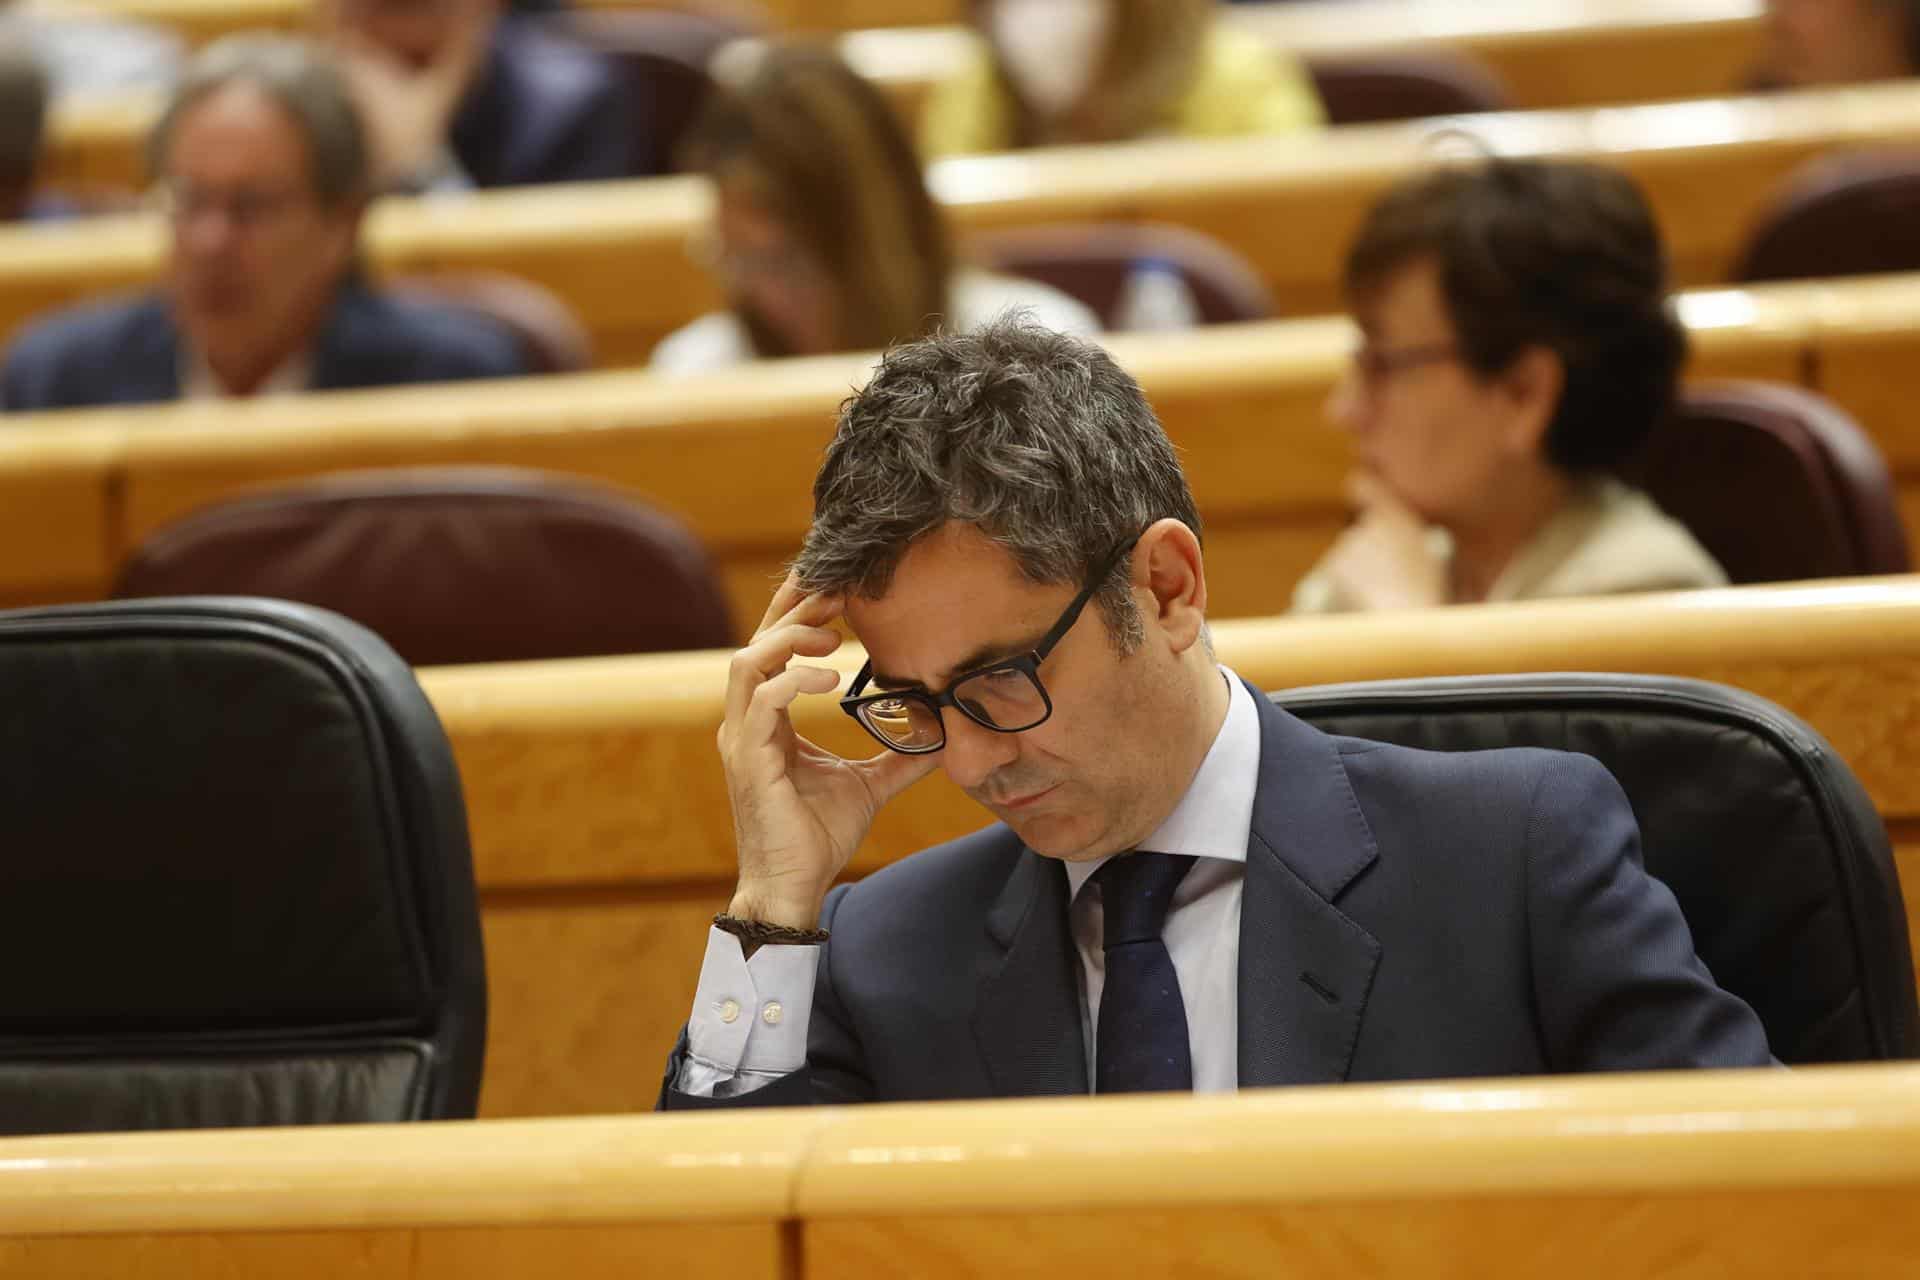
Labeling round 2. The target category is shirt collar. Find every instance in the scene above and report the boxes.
[180,344,315,400]
[1064,666,1260,903]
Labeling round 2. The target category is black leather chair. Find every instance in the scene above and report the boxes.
[1277,673,1918,1065]
[0,598,487,1135]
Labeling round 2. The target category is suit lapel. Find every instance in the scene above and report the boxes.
[972,843,1089,1097]
[1237,687,1383,1087]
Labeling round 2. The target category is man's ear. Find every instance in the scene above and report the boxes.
[1497,345,1565,456]
[1136,517,1208,654]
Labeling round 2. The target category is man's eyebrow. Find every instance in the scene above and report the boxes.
[869,636,1040,692]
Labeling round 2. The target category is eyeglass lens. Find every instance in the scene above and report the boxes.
[858,665,1050,750]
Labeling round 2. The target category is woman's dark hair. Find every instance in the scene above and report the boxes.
[1343,157,1685,471]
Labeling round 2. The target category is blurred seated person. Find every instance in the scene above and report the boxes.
[1753,0,1919,88]
[320,0,636,191]
[651,43,1097,374]
[920,0,1322,158]
[1291,159,1725,614]
[1,36,527,412]
[0,37,45,222]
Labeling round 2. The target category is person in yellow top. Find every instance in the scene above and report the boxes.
[920,0,1323,158]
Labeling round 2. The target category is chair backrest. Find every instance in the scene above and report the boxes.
[113,468,737,666]
[1303,51,1510,125]
[0,598,487,1136]
[551,7,764,176]
[1619,380,1910,583]
[966,222,1277,328]
[1276,673,1919,1065]
[389,271,595,375]
[1733,147,1920,283]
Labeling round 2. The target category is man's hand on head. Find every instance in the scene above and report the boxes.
[720,574,938,931]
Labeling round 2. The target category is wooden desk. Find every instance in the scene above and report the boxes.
[0,1066,1912,1274]
[18,80,1920,364]
[2,1066,1915,1278]
[800,1066,1920,1278]
[0,285,1808,621]
[45,0,965,39]
[853,0,1767,129]
[42,0,1768,196]
[411,579,1920,1116]
[0,1107,820,1278]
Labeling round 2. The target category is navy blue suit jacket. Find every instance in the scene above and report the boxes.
[450,23,639,187]
[0,279,528,412]
[660,684,1771,1107]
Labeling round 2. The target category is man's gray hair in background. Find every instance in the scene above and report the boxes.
[794,315,1203,652]
[0,37,48,205]
[146,34,369,207]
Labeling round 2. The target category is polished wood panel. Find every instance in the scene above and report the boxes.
[50,0,962,40]
[16,81,1920,363]
[3,1066,1915,1278]
[0,285,1810,626]
[810,1190,1916,1279]
[0,1109,816,1233]
[413,579,1920,1116]
[0,1105,795,1277]
[800,1066,1920,1277]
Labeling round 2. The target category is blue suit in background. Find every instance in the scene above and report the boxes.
[450,21,642,187]
[0,278,528,412]
[660,684,1772,1107]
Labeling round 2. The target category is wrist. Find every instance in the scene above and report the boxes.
[727,883,827,932]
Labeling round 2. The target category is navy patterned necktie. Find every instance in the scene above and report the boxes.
[1092,851,1198,1094]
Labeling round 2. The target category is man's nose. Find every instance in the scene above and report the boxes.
[178,208,239,257]
[937,708,1019,791]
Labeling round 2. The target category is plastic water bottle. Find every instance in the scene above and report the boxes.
[1114,256,1203,332]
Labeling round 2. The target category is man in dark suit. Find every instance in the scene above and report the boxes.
[324,0,636,190]
[0,34,526,412]
[658,317,1772,1108]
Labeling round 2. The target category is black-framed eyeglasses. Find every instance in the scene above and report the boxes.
[839,538,1138,755]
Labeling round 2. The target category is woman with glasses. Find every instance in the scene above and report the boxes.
[919,0,1321,159]
[1291,159,1726,614]
[648,43,1097,374]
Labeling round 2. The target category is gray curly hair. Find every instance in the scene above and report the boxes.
[793,316,1202,652]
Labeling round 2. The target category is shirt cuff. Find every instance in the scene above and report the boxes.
[685,926,819,1079]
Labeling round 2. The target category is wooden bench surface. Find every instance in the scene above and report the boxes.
[37,0,963,41]
[43,0,1768,195]
[0,1064,1915,1278]
[0,278,1825,623]
[405,579,1920,1116]
[16,79,1920,365]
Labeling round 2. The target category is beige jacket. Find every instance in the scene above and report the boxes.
[1291,478,1728,614]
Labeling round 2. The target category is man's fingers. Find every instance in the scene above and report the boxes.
[732,665,842,764]
[724,622,843,728]
[756,573,810,634]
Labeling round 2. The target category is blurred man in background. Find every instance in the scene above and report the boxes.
[1,35,526,410]
[320,0,636,190]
